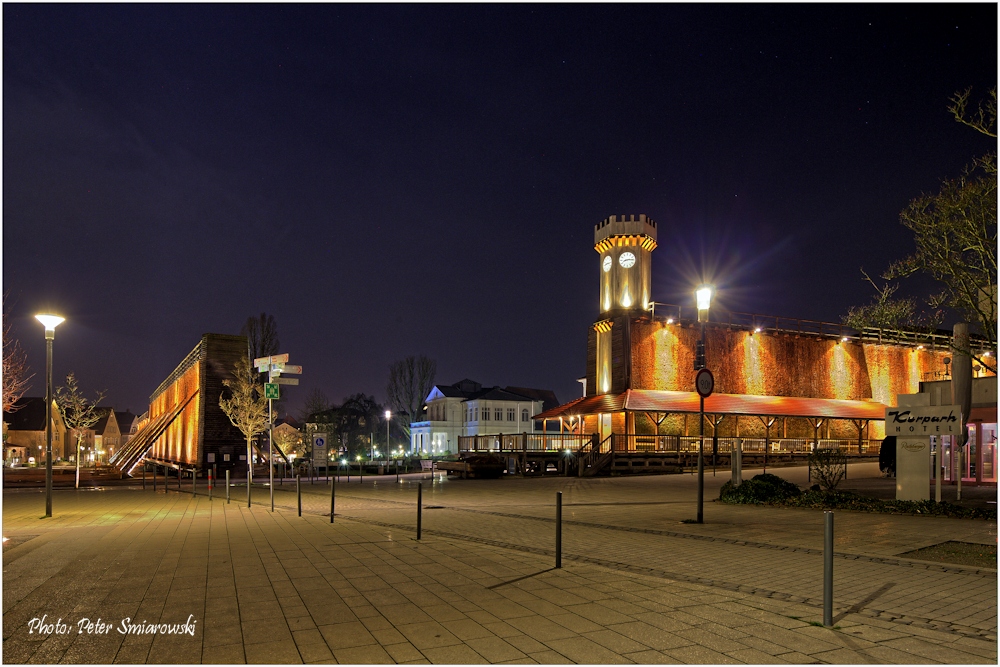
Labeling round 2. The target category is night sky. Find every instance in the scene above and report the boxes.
[3,4,996,419]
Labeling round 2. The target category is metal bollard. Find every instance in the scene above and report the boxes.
[297,474,302,516]
[192,469,197,496]
[330,474,335,523]
[556,491,563,568]
[823,511,834,627]
[226,470,231,503]
[177,468,181,490]
[417,482,422,540]
[208,470,213,501]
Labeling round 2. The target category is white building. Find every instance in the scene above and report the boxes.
[410,379,559,455]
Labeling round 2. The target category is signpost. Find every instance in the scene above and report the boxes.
[885,404,961,501]
[255,353,303,512]
[313,433,327,481]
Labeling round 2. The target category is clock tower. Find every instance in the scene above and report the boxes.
[595,214,657,313]
[588,214,658,398]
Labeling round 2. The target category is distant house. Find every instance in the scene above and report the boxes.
[3,397,69,465]
[409,379,560,455]
[115,410,139,447]
[92,409,122,465]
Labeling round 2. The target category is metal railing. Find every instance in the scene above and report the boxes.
[608,434,881,456]
[646,304,972,349]
[458,433,592,453]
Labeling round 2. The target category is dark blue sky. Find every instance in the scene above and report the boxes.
[4,4,996,417]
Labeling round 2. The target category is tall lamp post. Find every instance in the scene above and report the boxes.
[36,314,65,518]
[694,285,714,524]
[385,410,391,467]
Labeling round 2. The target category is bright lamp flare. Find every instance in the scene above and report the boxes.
[385,410,391,419]
[35,314,65,331]
[695,285,713,311]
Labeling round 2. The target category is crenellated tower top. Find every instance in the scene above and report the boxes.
[594,214,657,313]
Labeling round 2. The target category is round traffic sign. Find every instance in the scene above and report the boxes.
[695,368,714,398]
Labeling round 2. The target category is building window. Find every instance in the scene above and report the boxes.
[482,406,489,421]
[521,409,529,422]
[474,407,479,421]
[495,408,502,421]
[507,408,515,421]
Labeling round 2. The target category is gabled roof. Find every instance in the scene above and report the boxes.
[93,408,117,434]
[115,411,138,434]
[3,397,53,431]
[505,387,560,412]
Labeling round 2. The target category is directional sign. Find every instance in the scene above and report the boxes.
[313,433,327,449]
[264,383,280,400]
[280,364,303,374]
[254,353,289,366]
[270,362,285,371]
[273,377,299,386]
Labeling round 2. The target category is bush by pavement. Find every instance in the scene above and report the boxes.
[719,473,802,504]
[719,474,996,520]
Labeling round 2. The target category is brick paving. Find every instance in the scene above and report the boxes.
[2,463,996,664]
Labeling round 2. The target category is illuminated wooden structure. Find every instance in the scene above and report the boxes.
[516,213,982,474]
[109,334,248,476]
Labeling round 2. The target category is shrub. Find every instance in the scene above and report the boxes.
[808,447,848,491]
[719,473,802,504]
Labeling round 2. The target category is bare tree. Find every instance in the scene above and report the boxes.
[56,373,106,489]
[386,355,436,441]
[219,355,269,506]
[273,427,306,459]
[299,387,332,424]
[844,88,997,372]
[240,312,280,362]
[2,300,33,413]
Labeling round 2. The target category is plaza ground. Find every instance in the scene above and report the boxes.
[2,464,996,664]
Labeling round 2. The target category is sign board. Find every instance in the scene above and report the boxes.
[280,364,303,374]
[264,383,280,400]
[896,437,931,501]
[885,405,962,436]
[695,368,714,398]
[273,377,299,386]
[270,362,285,371]
[313,433,327,449]
[254,353,289,366]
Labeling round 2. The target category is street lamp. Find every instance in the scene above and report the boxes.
[693,285,713,524]
[36,313,65,518]
[385,410,391,466]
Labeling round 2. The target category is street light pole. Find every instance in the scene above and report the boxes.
[385,410,391,469]
[36,314,64,518]
[694,285,713,525]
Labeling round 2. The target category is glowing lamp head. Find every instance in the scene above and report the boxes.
[666,318,674,324]
[385,410,391,420]
[841,337,849,343]
[695,285,713,322]
[35,314,65,338]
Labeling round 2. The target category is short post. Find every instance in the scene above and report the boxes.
[296,474,302,517]
[823,511,834,627]
[208,470,213,501]
[177,467,181,490]
[416,482,422,540]
[226,470,231,503]
[556,491,563,568]
[330,472,337,523]
[193,469,197,496]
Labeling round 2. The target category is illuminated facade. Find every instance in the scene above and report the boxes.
[536,213,993,453]
[109,334,248,475]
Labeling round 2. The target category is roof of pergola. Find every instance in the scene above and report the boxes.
[534,389,886,422]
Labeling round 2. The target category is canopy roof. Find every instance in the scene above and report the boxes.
[534,389,886,422]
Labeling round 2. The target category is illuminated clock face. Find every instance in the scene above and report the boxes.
[619,252,636,268]
[602,256,612,272]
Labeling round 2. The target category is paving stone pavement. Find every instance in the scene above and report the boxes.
[2,463,996,664]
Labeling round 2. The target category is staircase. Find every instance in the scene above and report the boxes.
[577,434,614,477]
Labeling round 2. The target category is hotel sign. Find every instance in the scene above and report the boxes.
[884,405,962,435]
